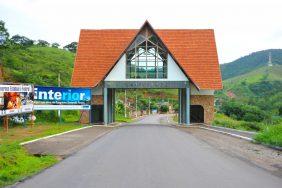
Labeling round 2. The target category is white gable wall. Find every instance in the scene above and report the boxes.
[105,54,188,81]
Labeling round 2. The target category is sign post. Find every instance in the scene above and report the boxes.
[3,116,8,132]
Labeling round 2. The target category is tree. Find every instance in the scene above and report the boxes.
[63,42,77,53]
[51,42,60,48]
[10,35,34,47]
[37,40,49,47]
[0,20,9,46]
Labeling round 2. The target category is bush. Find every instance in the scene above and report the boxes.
[160,105,169,113]
[254,124,282,147]
[213,113,263,131]
[221,100,268,122]
[115,101,125,115]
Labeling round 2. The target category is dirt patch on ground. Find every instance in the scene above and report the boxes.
[179,127,282,177]
[24,126,114,158]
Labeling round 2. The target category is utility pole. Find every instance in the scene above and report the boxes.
[148,97,151,115]
[135,90,138,118]
[124,89,127,118]
[58,73,62,123]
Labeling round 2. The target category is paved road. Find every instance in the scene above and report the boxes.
[133,114,174,124]
[15,117,282,188]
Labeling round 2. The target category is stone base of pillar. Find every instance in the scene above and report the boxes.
[79,110,90,124]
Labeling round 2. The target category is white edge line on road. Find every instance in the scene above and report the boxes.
[200,126,253,141]
[210,125,256,135]
[20,126,93,146]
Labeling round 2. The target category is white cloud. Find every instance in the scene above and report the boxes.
[0,0,281,63]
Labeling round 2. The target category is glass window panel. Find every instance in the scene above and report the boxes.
[130,71,136,78]
[136,35,146,45]
[138,56,146,61]
[126,30,168,79]
[157,61,163,66]
[138,61,146,66]
[147,66,156,73]
[147,73,156,78]
[137,72,146,78]
[137,66,146,72]
[149,35,158,44]
[147,61,155,66]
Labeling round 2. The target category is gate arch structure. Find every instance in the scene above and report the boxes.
[71,21,222,125]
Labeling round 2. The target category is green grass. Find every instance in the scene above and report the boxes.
[214,113,282,147]
[212,113,262,131]
[0,122,84,187]
[115,114,132,123]
[254,124,282,147]
[0,143,57,187]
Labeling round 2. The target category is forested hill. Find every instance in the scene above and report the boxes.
[0,46,75,86]
[220,49,282,80]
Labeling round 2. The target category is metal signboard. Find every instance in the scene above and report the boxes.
[0,84,34,116]
[34,86,91,110]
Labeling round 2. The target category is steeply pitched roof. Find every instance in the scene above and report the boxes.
[71,22,222,90]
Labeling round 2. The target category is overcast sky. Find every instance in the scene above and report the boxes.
[0,0,281,64]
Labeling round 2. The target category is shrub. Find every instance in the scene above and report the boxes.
[254,124,282,147]
[220,100,268,122]
[160,105,169,113]
[213,113,263,131]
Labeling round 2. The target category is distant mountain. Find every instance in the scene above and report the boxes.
[220,49,282,80]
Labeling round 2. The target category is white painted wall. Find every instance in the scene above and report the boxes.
[105,54,188,81]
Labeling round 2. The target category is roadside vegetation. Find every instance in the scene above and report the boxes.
[0,143,57,187]
[0,122,84,187]
[254,124,282,147]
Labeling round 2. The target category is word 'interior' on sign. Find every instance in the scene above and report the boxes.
[34,88,86,101]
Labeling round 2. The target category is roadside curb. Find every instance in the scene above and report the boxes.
[199,126,253,141]
[210,125,256,135]
[20,125,96,145]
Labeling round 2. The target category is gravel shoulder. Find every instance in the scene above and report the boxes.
[179,127,282,177]
[23,126,114,158]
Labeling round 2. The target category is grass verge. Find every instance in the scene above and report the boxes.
[115,114,132,123]
[254,124,282,147]
[212,113,262,131]
[0,143,57,187]
[0,122,84,187]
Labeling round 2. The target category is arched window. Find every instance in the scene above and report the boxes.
[126,27,168,79]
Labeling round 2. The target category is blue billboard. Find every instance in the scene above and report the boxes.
[34,86,91,104]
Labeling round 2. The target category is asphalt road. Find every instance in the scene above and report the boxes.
[15,116,282,188]
[134,114,174,124]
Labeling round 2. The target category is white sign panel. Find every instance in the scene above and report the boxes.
[34,105,91,110]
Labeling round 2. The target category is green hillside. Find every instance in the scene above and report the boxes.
[216,64,282,120]
[0,46,75,86]
[221,49,282,80]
